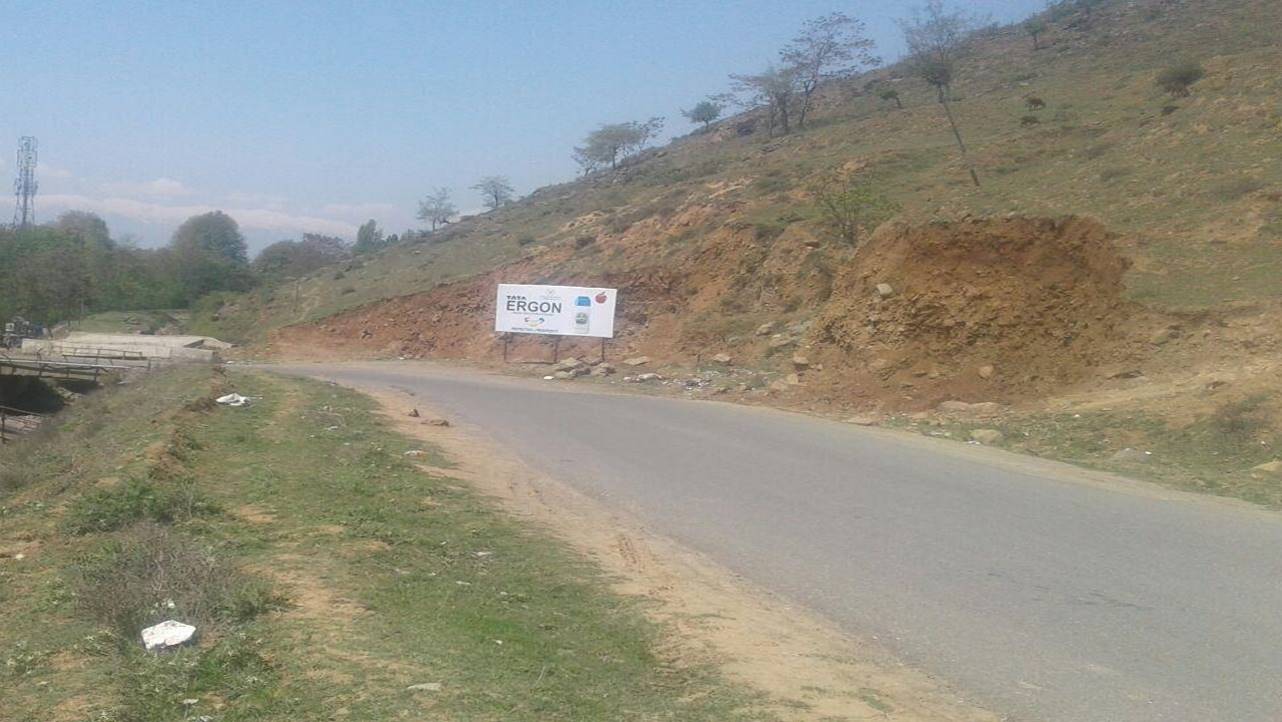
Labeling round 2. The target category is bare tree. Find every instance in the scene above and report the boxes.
[416,187,456,231]
[471,176,515,210]
[781,12,880,130]
[900,0,981,186]
[730,66,801,136]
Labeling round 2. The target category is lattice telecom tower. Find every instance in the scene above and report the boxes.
[12,136,38,229]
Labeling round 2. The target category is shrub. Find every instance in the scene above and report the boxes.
[1156,61,1205,97]
[70,523,285,638]
[64,478,218,535]
[574,235,596,249]
[811,174,900,246]
[1020,115,1042,127]
[516,235,536,246]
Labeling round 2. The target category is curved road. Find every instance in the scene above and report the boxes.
[273,362,1282,721]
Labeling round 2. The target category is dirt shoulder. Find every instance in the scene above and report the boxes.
[361,382,1001,721]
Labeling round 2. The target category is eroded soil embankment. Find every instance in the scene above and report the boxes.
[272,215,1164,409]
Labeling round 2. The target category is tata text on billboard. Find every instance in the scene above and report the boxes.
[495,284,618,339]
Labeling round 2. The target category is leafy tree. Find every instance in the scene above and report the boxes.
[417,188,456,231]
[471,176,515,210]
[1025,18,1048,50]
[253,234,351,279]
[811,174,899,246]
[681,100,723,130]
[781,12,880,130]
[573,118,665,173]
[879,88,903,109]
[353,219,387,254]
[53,211,113,250]
[730,66,801,136]
[900,0,981,186]
[1156,61,1205,97]
[168,211,253,302]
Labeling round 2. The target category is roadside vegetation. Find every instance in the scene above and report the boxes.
[0,369,766,721]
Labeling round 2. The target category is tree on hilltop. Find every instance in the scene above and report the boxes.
[354,219,387,254]
[781,12,880,130]
[900,0,982,186]
[681,100,723,130]
[573,118,665,173]
[417,188,456,231]
[472,176,515,210]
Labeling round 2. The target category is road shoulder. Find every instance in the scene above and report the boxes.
[361,381,1001,721]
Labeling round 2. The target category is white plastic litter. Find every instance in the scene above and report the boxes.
[141,620,196,651]
[215,393,253,407]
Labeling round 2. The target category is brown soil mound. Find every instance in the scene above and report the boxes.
[808,215,1134,407]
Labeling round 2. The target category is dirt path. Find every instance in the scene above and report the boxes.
[362,384,1000,721]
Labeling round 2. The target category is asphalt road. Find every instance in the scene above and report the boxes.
[273,362,1282,721]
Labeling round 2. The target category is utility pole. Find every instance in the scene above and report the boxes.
[12,136,37,229]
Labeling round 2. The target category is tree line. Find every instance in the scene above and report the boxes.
[0,210,404,326]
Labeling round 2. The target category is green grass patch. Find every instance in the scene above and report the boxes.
[1,368,768,720]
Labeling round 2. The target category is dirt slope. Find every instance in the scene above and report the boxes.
[807,215,1138,404]
[273,214,1153,409]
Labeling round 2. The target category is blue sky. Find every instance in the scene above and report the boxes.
[0,0,1042,253]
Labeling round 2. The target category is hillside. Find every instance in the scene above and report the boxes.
[200,0,1282,503]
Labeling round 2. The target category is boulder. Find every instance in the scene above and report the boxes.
[552,370,576,380]
[969,429,1005,445]
[767,336,796,350]
[712,353,733,365]
[791,354,810,369]
[875,283,895,298]
[590,363,615,377]
[755,322,776,336]
[635,372,662,382]
[977,365,995,380]
[623,356,651,367]
[785,373,803,386]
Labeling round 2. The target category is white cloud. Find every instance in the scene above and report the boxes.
[41,193,358,237]
[320,201,397,219]
[100,177,193,198]
[40,164,74,180]
[225,191,287,210]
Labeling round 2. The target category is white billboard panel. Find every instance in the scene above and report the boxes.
[494,284,618,339]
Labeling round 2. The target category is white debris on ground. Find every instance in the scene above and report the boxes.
[141,620,197,651]
[215,393,256,407]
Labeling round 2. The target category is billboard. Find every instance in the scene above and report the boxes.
[495,284,618,339]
